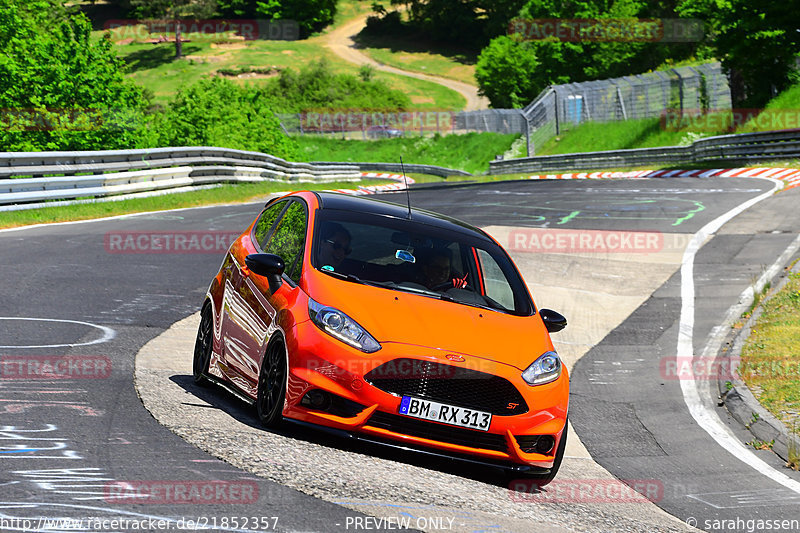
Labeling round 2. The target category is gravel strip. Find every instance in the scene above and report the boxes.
[135,229,698,533]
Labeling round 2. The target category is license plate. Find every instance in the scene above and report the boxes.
[398,396,492,432]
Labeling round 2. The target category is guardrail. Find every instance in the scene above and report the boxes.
[0,147,362,209]
[490,128,800,174]
[312,161,471,178]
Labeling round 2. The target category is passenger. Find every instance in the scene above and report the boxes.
[418,248,468,290]
[318,223,352,270]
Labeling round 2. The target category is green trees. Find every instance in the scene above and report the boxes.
[255,0,337,38]
[128,0,218,58]
[678,0,800,106]
[475,37,541,108]
[475,0,703,108]
[386,0,527,49]
[0,0,149,151]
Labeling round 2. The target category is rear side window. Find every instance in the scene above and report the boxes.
[262,202,307,283]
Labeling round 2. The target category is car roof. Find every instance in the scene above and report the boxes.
[312,191,492,242]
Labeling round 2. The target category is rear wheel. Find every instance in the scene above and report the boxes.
[256,341,287,428]
[192,304,213,386]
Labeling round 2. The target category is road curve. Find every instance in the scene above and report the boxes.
[322,15,490,111]
[5,176,800,533]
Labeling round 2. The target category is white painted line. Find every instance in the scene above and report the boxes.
[0,318,115,348]
[677,176,800,495]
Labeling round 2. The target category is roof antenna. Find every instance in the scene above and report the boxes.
[400,156,412,219]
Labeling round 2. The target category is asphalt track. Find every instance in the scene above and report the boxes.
[1,176,799,532]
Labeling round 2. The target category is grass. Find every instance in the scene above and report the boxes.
[739,82,800,133]
[112,38,461,110]
[355,32,478,86]
[295,132,520,174]
[536,118,695,155]
[738,271,800,432]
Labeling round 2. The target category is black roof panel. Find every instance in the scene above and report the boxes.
[315,192,490,241]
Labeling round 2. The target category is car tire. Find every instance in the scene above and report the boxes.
[256,340,287,428]
[192,304,213,386]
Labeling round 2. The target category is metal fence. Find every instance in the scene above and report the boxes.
[277,63,731,158]
[0,147,362,211]
[276,109,528,138]
[520,62,731,155]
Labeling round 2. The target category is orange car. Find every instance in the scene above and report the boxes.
[194,191,569,482]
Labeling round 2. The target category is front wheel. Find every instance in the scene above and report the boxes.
[192,305,213,386]
[256,341,287,428]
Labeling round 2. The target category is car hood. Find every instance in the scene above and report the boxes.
[304,274,554,371]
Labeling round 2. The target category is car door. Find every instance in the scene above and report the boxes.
[234,200,309,393]
[219,200,288,392]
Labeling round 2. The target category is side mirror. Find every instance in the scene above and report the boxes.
[539,308,567,333]
[245,253,285,294]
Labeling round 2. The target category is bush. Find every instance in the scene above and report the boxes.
[264,59,411,112]
[0,0,149,151]
[154,77,298,159]
[475,36,541,109]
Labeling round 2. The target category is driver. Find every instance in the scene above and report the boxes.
[418,248,468,290]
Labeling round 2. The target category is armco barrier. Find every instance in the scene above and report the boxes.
[312,161,471,178]
[490,128,800,174]
[0,147,362,208]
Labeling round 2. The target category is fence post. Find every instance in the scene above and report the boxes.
[554,93,560,135]
[525,115,533,156]
[671,68,685,112]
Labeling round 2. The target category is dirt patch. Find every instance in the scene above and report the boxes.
[184,54,231,63]
[410,95,435,104]
[217,70,281,80]
[211,41,247,50]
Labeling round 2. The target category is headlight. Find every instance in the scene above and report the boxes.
[308,299,381,353]
[521,351,562,385]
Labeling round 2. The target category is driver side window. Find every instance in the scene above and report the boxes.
[262,202,308,284]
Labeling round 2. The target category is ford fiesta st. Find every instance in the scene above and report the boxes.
[193,191,569,482]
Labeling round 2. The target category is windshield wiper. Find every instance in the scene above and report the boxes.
[321,270,390,289]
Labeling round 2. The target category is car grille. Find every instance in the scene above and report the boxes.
[366,411,508,452]
[364,358,528,415]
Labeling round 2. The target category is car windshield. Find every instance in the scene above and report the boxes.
[312,209,533,316]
